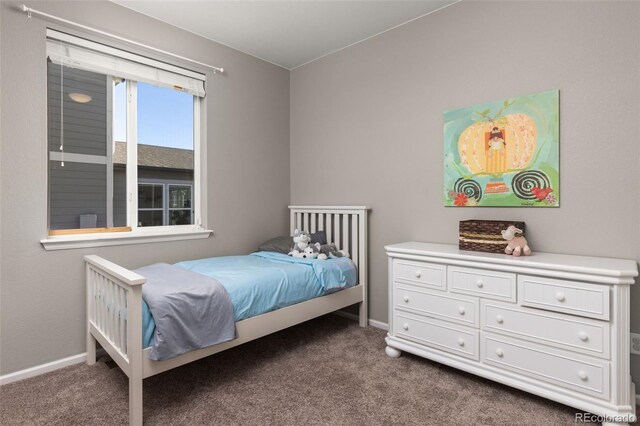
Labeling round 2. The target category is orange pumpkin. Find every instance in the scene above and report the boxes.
[457,113,537,175]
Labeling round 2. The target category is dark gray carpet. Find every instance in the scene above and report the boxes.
[1,315,591,425]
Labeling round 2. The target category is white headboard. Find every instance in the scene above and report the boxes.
[289,206,369,286]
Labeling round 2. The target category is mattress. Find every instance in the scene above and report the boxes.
[142,252,357,348]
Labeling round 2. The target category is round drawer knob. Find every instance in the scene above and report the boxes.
[578,370,588,381]
[578,332,589,342]
[403,295,410,303]
[458,307,466,315]
[402,323,409,331]
[495,348,504,358]
[476,280,484,288]
[414,271,422,278]
[457,338,465,347]
[496,315,504,324]
[555,292,566,302]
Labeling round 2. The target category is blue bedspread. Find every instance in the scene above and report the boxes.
[142,252,357,348]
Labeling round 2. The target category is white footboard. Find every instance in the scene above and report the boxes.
[85,255,145,426]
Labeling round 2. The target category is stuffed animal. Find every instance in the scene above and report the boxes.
[301,244,320,259]
[288,229,311,257]
[316,243,349,260]
[501,225,531,256]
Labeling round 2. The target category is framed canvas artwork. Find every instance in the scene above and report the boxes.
[444,90,559,207]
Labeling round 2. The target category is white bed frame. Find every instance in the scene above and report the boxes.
[84,206,368,425]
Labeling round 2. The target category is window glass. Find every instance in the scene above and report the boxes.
[136,83,194,227]
[138,184,164,209]
[138,183,164,227]
[169,210,192,226]
[47,62,109,231]
[169,185,192,209]
[138,210,164,227]
[168,185,192,225]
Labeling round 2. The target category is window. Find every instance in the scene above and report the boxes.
[43,30,209,248]
[137,181,193,226]
[168,184,193,225]
[138,183,165,227]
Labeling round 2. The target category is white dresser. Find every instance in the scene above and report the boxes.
[385,242,638,425]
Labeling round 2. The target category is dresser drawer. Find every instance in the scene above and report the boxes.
[482,301,609,358]
[395,286,479,327]
[394,259,446,291]
[394,311,479,360]
[448,266,516,302]
[483,334,609,399]
[518,275,610,320]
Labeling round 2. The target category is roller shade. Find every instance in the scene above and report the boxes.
[46,29,206,97]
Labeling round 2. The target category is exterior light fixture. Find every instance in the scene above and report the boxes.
[68,92,92,103]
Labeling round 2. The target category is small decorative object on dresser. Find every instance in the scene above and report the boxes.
[385,242,638,425]
[501,225,531,256]
[459,220,525,253]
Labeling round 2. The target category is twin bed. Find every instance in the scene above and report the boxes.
[84,206,368,425]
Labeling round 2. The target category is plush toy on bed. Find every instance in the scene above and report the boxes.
[288,229,311,257]
[301,244,320,259]
[317,243,349,260]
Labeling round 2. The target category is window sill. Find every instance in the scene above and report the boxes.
[40,227,213,251]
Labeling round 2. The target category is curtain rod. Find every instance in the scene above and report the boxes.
[20,4,224,74]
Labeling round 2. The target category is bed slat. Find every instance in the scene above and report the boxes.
[343,215,349,255]
[113,282,119,349]
[98,275,104,332]
[108,279,114,344]
[352,214,358,266]
[120,286,126,355]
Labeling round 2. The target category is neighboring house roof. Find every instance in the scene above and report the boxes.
[113,142,193,170]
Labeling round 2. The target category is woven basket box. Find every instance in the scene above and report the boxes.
[459,220,526,254]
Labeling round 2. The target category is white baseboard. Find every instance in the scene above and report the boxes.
[0,353,87,386]
[332,310,389,331]
[368,318,389,331]
[0,349,106,386]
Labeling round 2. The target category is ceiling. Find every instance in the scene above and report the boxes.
[112,1,457,70]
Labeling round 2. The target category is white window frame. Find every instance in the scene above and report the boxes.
[41,41,210,251]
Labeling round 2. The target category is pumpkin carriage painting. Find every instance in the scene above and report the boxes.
[444,90,559,207]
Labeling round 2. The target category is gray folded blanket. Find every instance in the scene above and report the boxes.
[135,263,236,361]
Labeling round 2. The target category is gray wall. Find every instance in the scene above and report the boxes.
[290,1,640,382]
[0,1,290,375]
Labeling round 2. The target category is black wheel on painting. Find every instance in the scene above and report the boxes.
[512,170,551,200]
[454,178,482,201]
